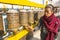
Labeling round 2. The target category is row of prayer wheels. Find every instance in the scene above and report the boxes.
[0,9,44,35]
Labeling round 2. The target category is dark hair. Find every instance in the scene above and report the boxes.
[45,4,57,13]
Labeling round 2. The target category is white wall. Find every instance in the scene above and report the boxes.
[48,0,60,6]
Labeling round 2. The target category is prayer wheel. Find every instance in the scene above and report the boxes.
[19,10,28,26]
[28,10,34,24]
[7,9,20,33]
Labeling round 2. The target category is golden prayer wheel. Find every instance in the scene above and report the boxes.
[7,9,20,33]
[19,10,28,26]
[28,10,34,25]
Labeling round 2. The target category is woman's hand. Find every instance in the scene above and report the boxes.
[25,25,34,32]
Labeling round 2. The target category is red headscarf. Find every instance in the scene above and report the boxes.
[42,14,60,40]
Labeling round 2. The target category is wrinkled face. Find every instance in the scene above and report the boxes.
[45,8,53,17]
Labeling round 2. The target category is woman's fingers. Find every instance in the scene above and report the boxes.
[25,25,34,31]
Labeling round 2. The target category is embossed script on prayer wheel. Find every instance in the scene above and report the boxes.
[7,9,20,33]
[28,10,34,24]
[19,10,28,26]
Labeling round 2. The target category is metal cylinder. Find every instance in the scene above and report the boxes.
[7,9,20,33]
[28,10,34,24]
[19,10,28,26]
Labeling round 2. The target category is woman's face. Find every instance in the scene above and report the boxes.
[45,8,53,17]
